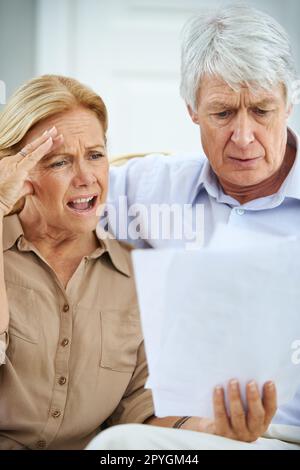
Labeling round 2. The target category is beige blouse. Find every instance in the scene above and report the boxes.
[0,215,153,450]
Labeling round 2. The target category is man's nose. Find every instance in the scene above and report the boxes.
[72,162,97,187]
[231,112,255,148]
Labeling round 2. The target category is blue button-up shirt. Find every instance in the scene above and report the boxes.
[108,128,300,427]
[109,129,300,248]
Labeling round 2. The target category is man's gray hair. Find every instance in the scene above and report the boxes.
[180,4,297,111]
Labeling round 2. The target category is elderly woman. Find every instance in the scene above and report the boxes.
[0,75,155,450]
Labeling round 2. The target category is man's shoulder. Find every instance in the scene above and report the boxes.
[109,151,208,204]
[129,151,206,170]
[111,151,206,172]
[116,152,207,186]
[140,152,207,195]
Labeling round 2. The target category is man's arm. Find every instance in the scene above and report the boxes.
[145,380,277,443]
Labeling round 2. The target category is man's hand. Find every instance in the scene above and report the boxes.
[182,380,277,442]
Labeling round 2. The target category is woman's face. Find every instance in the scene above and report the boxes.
[22,107,108,236]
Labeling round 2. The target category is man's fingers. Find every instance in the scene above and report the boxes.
[262,381,277,426]
[228,380,247,436]
[213,386,231,436]
[246,381,265,436]
[15,126,58,162]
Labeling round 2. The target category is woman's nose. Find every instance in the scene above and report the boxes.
[72,163,97,187]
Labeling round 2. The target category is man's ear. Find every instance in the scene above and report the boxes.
[187,105,199,124]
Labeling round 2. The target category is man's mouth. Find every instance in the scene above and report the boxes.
[227,156,263,167]
[228,156,262,162]
[66,195,98,213]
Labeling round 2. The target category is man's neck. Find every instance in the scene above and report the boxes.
[218,144,296,205]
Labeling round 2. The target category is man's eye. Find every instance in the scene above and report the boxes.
[89,152,105,160]
[254,108,269,116]
[215,111,232,119]
[50,160,67,168]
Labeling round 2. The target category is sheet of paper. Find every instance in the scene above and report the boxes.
[132,249,174,374]
[132,227,300,418]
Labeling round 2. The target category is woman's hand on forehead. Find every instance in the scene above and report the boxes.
[0,126,63,215]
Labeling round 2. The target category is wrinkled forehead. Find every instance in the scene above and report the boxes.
[197,75,286,108]
[23,108,106,147]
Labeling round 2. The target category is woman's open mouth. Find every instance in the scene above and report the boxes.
[66,195,98,214]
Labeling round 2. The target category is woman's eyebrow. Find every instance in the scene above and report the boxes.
[41,152,71,162]
[85,144,106,150]
[41,147,106,163]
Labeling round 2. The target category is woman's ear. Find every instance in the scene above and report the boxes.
[187,105,199,124]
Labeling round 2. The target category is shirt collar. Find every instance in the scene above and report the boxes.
[2,214,24,251]
[282,128,300,200]
[3,214,131,278]
[192,127,300,206]
[94,225,132,277]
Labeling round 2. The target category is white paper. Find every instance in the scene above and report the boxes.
[132,227,300,418]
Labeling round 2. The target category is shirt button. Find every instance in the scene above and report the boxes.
[36,440,46,449]
[58,376,67,385]
[236,208,245,216]
[61,338,69,347]
[52,410,61,419]
[63,304,69,312]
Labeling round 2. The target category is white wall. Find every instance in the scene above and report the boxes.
[0,0,36,106]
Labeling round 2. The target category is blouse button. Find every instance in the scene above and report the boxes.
[58,376,67,385]
[36,440,46,449]
[52,410,61,419]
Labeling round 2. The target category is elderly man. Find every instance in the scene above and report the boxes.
[89,4,300,449]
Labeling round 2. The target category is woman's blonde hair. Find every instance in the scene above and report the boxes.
[0,74,108,214]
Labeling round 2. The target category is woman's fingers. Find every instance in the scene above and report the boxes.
[18,134,64,173]
[18,137,53,172]
[15,126,58,163]
[0,127,63,215]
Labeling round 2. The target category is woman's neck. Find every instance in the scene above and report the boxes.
[19,210,98,262]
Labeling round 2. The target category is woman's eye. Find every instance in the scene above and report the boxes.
[50,160,67,168]
[89,153,105,160]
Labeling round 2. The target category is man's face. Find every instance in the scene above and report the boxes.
[189,76,291,187]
